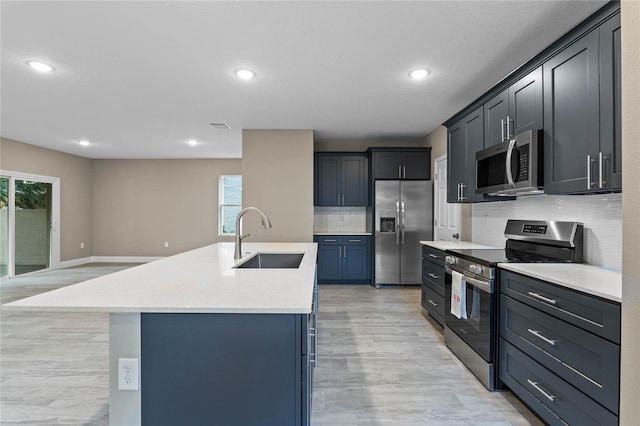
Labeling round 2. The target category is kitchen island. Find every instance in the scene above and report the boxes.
[2,242,318,426]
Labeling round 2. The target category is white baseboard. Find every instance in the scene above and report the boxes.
[59,256,164,268]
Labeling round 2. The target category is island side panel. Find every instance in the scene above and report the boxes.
[140,313,303,426]
[109,313,142,425]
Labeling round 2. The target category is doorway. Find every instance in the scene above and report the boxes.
[433,155,461,241]
[0,171,60,278]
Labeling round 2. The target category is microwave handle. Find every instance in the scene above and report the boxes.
[505,139,517,188]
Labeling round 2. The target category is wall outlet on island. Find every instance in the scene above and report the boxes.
[164,242,169,248]
[118,358,139,391]
[80,242,84,249]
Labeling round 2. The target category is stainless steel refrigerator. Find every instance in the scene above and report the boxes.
[374,180,432,286]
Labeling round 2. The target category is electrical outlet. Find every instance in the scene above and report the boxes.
[118,358,139,391]
[80,242,84,249]
[164,241,169,248]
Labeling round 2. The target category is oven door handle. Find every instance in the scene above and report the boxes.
[445,265,492,293]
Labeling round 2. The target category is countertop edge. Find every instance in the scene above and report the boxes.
[498,263,622,303]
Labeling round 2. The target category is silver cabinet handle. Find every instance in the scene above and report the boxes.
[599,152,608,189]
[348,239,362,243]
[528,291,557,305]
[501,118,505,142]
[506,115,512,139]
[398,166,402,179]
[527,328,557,346]
[587,154,597,190]
[402,166,406,179]
[459,183,466,201]
[505,138,517,188]
[428,273,440,280]
[339,246,342,258]
[428,299,438,307]
[324,239,337,242]
[527,379,555,402]
[457,183,461,201]
[428,253,440,259]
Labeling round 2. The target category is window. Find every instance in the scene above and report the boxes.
[219,175,242,236]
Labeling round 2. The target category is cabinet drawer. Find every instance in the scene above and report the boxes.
[421,284,444,327]
[422,259,444,295]
[316,236,343,245]
[500,270,620,344]
[421,246,445,266]
[500,295,619,414]
[343,236,368,245]
[500,339,618,426]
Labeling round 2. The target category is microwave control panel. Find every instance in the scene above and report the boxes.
[517,144,530,181]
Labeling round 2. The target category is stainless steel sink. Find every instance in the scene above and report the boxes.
[234,252,304,269]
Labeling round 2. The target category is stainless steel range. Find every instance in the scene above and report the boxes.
[443,220,583,390]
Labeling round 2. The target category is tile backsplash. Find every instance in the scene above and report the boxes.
[314,207,370,233]
[472,193,622,270]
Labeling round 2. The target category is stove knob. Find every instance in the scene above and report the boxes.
[470,264,484,274]
[445,256,456,265]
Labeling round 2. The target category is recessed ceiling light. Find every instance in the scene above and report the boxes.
[187,139,198,146]
[409,69,430,80]
[235,69,255,80]
[27,61,55,73]
[78,140,90,147]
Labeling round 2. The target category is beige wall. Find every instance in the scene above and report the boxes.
[0,138,93,261]
[620,1,640,423]
[420,126,472,240]
[91,159,241,256]
[314,139,424,152]
[242,130,314,243]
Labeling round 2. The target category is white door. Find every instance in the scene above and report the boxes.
[433,155,461,241]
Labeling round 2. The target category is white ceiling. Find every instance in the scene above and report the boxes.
[1,0,607,159]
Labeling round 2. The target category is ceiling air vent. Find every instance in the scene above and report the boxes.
[210,122,231,130]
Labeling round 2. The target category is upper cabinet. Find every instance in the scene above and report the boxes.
[370,149,431,180]
[484,67,543,148]
[445,3,621,202]
[447,106,486,203]
[544,13,621,194]
[314,153,368,206]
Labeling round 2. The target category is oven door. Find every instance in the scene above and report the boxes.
[444,265,496,363]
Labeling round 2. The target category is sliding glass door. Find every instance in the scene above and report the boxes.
[0,172,59,278]
[1,177,8,276]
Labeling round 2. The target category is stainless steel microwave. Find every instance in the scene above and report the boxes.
[475,129,543,196]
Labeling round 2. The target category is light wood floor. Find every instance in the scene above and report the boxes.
[1,265,541,425]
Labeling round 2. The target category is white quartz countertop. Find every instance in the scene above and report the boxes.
[420,240,497,250]
[2,242,318,314]
[498,263,622,303]
[314,232,372,235]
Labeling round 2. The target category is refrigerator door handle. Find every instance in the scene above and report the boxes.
[400,200,406,244]
[395,200,400,244]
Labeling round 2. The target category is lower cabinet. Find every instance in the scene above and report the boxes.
[421,245,446,328]
[315,235,371,284]
[499,270,621,425]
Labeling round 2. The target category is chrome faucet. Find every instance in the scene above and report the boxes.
[234,207,272,259]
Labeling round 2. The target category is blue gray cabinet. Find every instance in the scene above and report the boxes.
[141,310,317,425]
[314,235,371,284]
[370,148,431,180]
[499,269,621,424]
[544,13,621,194]
[485,67,543,148]
[420,245,445,328]
[314,153,367,206]
[447,106,485,203]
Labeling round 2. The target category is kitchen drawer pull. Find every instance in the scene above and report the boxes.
[348,239,362,243]
[428,299,438,307]
[528,291,557,305]
[528,328,557,346]
[324,239,338,242]
[428,273,440,280]
[428,253,440,259]
[527,379,556,402]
